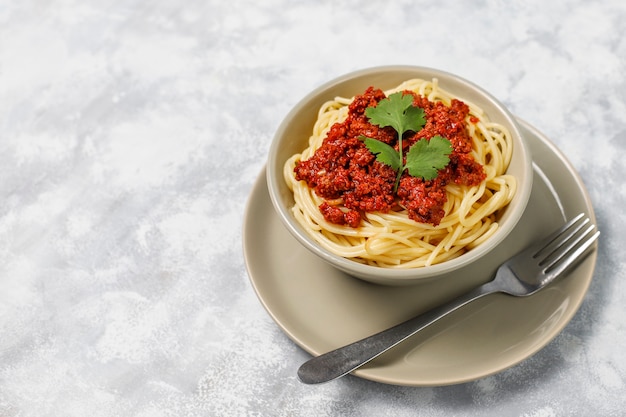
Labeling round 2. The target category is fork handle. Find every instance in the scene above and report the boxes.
[297,284,495,384]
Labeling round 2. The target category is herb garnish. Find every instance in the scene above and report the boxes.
[359,92,453,191]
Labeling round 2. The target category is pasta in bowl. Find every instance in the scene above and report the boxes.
[267,66,532,285]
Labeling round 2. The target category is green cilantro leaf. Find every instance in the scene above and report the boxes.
[359,136,401,171]
[360,91,452,192]
[405,136,453,180]
[364,92,426,137]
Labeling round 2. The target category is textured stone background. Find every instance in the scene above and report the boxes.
[0,0,624,415]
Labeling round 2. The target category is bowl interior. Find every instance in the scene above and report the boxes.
[267,66,532,285]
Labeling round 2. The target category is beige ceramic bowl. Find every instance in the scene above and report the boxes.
[267,66,532,285]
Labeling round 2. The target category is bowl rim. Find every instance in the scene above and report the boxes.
[267,65,533,283]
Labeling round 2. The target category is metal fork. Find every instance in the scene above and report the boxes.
[298,213,600,384]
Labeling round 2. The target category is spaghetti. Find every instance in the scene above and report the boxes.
[283,78,516,268]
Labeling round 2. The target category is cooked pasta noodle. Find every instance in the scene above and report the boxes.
[284,78,516,268]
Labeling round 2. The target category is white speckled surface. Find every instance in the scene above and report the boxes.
[0,0,624,415]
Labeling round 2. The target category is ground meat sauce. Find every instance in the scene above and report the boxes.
[294,87,486,228]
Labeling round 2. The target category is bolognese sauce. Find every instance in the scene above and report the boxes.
[294,87,486,228]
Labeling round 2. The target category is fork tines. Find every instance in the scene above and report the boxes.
[533,213,600,277]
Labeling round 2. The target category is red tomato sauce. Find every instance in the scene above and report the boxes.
[294,87,486,227]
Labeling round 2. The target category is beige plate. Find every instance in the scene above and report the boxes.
[243,119,598,386]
